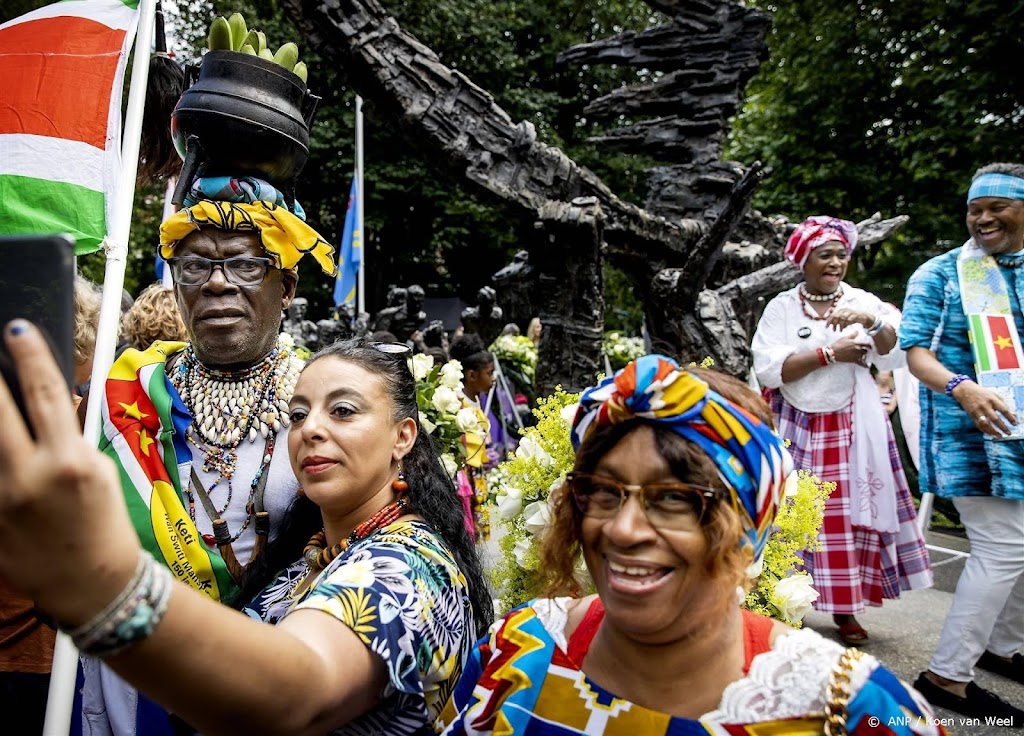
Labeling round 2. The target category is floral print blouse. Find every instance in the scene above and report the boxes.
[243,520,475,735]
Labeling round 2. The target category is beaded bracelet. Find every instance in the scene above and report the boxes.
[865,315,885,337]
[65,553,173,658]
[945,373,972,398]
[823,346,837,365]
[816,347,828,367]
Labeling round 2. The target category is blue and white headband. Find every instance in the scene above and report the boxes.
[967,173,1024,203]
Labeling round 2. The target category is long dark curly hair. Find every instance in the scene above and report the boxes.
[234,338,494,637]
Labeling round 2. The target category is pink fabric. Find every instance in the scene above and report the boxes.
[456,470,476,537]
[785,216,858,270]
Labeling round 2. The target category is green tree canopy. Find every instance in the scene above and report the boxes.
[729,0,1024,304]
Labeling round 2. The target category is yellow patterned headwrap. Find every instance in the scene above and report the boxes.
[159,201,337,277]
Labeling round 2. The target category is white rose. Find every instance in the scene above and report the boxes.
[455,407,480,433]
[439,453,458,478]
[771,573,819,623]
[513,537,535,570]
[548,473,567,494]
[432,386,462,415]
[560,403,580,427]
[439,360,464,390]
[783,471,800,498]
[496,486,523,520]
[277,332,295,349]
[745,556,764,580]
[409,353,434,381]
[516,435,552,467]
[418,411,437,435]
[523,499,553,538]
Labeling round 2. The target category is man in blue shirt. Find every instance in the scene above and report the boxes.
[901,162,1024,724]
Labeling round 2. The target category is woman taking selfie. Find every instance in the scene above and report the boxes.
[437,355,943,735]
[0,328,491,735]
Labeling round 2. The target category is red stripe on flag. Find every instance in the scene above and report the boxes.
[0,17,126,147]
[986,315,1021,370]
[105,378,170,482]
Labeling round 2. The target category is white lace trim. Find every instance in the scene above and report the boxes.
[530,601,879,722]
[706,628,877,721]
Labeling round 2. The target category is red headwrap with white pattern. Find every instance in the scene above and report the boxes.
[784,216,858,270]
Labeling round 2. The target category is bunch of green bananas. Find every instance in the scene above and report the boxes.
[207,13,308,83]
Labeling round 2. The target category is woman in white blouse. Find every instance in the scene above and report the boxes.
[751,216,932,647]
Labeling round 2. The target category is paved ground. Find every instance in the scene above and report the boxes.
[801,528,1023,735]
[480,518,1024,734]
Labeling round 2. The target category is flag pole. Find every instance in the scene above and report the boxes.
[43,0,157,732]
[355,95,365,315]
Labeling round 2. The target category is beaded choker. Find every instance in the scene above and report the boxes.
[995,254,1024,269]
[304,495,411,573]
[170,345,299,453]
[799,285,843,322]
[799,283,842,302]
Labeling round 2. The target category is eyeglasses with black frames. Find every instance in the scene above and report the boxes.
[166,256,274,287]
[567,472,720,529]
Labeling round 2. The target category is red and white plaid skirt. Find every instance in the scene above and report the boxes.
[768,391,932,614]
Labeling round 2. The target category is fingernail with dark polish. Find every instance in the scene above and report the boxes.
[7,320,29,336]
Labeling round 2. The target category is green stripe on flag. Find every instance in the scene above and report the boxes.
[969,314,992,372]
[0,174,104,254]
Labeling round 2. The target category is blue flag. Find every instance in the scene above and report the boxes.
[333,177,361,306]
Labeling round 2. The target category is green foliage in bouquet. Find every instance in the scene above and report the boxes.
[744,470,833,626]
[488,387,580,613]
[489,334,538,403]
[602,331,646,370]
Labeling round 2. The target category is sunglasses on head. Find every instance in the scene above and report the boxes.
[371,342,411,354]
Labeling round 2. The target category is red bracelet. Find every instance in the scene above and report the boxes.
[817,347,828,366]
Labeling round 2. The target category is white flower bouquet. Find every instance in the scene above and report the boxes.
[409,353,488,479]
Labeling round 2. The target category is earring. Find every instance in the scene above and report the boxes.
[392,469,409,493]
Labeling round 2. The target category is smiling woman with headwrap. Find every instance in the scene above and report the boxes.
[751,216,931,648]
[436,355,944,735]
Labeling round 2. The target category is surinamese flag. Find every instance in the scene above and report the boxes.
[100,341,238,602]
[0,0,140,254]
[968,313,1024,372]
[332,175,361,306]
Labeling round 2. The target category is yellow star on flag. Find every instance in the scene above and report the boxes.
[119,401,149,421]
[137,429,156,456]
[994,335,1014,351]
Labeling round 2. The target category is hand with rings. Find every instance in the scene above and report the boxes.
[954,382,1018,437]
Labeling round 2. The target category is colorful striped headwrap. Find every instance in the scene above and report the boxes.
[784,215,858,270]
[160,200,337,277]
[968,173,1024,203]
[571,355,794,562]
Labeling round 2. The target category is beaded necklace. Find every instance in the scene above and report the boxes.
[304,495,412,574]
[995,254,1024,269]
[799,284,843,321]
[167,344,299,563]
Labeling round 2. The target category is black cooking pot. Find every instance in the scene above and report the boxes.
[170,50,320,202]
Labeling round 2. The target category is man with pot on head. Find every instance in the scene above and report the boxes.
[80,177,338,735]
[901,162,1024,723]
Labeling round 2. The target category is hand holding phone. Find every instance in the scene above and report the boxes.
[0,234,76,430]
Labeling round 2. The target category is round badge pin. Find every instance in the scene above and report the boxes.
[797,327,812,339]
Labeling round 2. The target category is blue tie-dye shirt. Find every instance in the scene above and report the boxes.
[900,245,1024,500]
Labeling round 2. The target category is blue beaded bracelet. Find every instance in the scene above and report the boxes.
[945,373,972,397]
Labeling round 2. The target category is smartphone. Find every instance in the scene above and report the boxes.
[0,234,76,428]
